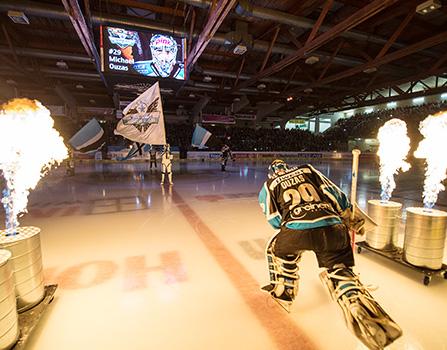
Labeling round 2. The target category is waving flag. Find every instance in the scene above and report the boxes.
[191,124,212,149]
[114,81,166,145]
[69,118,104,151]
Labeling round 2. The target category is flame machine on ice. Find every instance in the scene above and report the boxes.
[0,98,66,323]
[402,111,447,270]
[0,98,67,235]
[366,119,411,251]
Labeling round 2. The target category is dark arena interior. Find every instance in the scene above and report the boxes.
[0,1,447,349]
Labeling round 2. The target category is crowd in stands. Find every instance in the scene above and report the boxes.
[324,101,447,152]
[56,101,447,154]
[166,124,326,151]
[165,101,447,152]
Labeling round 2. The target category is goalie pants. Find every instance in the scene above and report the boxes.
[273,223,354,269]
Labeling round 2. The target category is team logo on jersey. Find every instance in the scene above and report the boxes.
[122,98,160,132]
[291,202,334,220]
[291,206,306,219]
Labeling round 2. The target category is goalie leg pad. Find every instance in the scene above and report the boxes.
[320,266,402,350]
[262,236,301,306]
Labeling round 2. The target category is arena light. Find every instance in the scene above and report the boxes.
[233,44,247,55]
[387,101,397,108]
[7,10,29,24]
[304,56,319,65]
[286,96,293,102]
[363,67,377,74]
[56,60,68,70]
[416,0,441,14]
[441,93,447,99]
[413,97,425,104]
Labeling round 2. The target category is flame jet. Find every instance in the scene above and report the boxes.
[377,118,411,201]
[0,98,68,234]
[414,111,447,208]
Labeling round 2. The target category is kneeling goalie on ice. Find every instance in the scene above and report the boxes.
[258,160,402,350]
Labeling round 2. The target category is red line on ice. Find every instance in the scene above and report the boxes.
[172,190,316,350]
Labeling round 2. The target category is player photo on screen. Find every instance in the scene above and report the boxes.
[103,26,186,80]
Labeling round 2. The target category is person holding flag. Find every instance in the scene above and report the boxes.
[67,118,106,174]
[114,82,168,176]
[149,146,157,169]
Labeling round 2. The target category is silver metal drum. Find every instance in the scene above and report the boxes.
[403,207,447,270]
[0,227,44,312]
[366,200,402,250]
[0,250,19,350]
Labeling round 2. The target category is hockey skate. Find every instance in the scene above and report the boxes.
[320,266,402,350]
[261,283,293,313]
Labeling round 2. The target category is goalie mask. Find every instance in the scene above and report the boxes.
[149,34,177,77]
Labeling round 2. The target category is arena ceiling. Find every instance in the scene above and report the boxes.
[0,0,447,126]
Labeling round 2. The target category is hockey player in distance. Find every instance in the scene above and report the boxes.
[160,144,173,185]
[149,146,157,170]
[258,159,402,350]
[65,146,75,176]
[220,144,234,171]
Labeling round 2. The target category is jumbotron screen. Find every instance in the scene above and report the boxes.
[100,26,186,80]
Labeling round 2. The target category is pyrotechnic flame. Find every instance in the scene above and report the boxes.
[377,118,411,201]
[414,111,447,208]
[0,98,68,234]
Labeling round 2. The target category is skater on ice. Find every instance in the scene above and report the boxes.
[220,144,234,171]
[65,146,75,176]
[258,159,402,350]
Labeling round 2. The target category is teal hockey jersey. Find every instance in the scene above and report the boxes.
[258,164,351,230]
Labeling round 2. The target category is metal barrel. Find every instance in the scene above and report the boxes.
[0,250,19,350]
[0,227,45,312]
[366,200,402,250]
[403,207,447,270]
